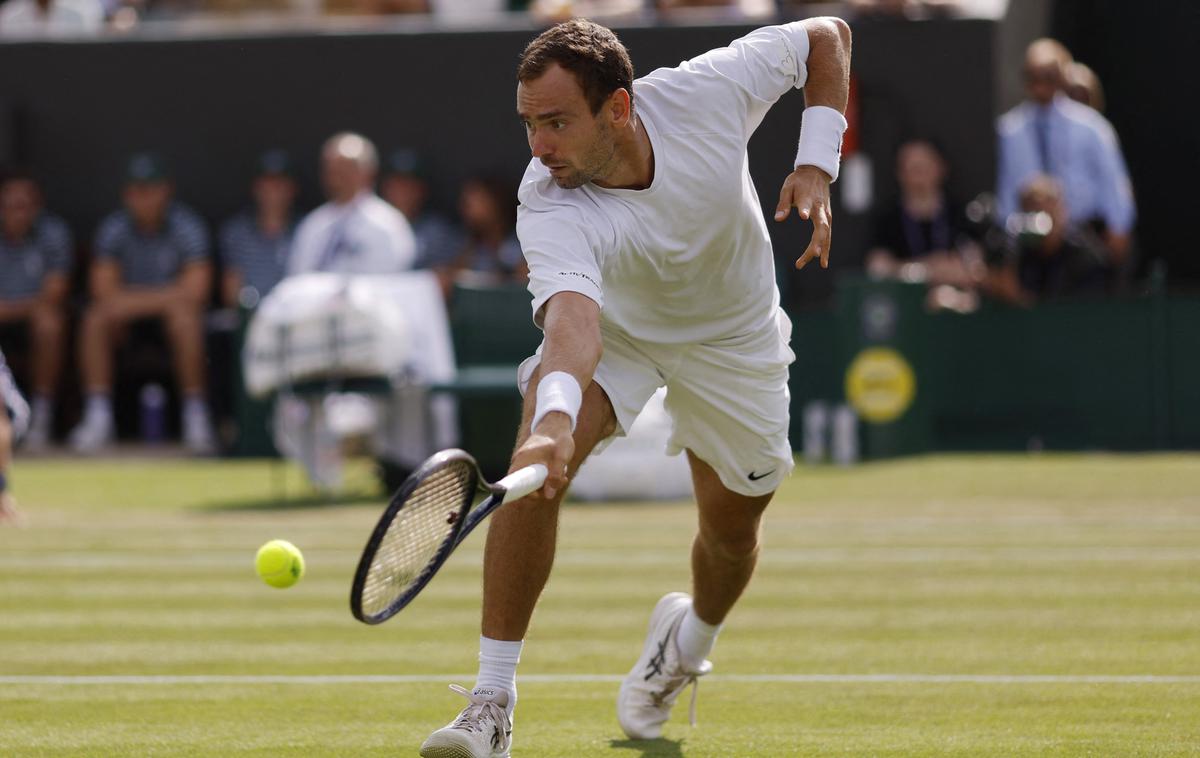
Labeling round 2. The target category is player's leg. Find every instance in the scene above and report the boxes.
[618,311,795,740]
[686,449,773,634]
[423,332,660,758]
[481,364,617,642]
[421,369,617,758]
[162,298,214,452]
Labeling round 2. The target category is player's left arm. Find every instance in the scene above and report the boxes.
[773,17,852,270]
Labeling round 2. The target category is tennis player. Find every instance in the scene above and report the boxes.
[422,17,850,757]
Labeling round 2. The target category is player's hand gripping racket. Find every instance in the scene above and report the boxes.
[351,449,547,625]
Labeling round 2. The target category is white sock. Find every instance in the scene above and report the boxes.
[476,636,522,714]
[85,393,112,422]
[31,395,52,422]
[30,396,53,433]
[183,394,208,417]
[676,605,721,672]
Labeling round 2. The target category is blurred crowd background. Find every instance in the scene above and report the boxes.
[0,0,1194,462]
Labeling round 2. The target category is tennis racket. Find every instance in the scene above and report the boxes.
[350,449,547,625]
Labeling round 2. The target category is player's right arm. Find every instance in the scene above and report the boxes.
[511,290,602,499]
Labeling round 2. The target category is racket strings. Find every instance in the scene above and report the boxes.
[359,460,477,618]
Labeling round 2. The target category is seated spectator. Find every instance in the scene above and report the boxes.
[219,149,298,308]
[380,148,463,271]
[1007,174,1107,300]
[70,153,216,453]
[0,0,104,35]
[439,174,525,295]
[289,132,416,276]
[0,348,28,525]
[0,171,71,448]
[841,0,959,18]
[996,39,1135,274]
[865,139,985,309]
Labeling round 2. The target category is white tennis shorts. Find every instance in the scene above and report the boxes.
[519,308,796,497]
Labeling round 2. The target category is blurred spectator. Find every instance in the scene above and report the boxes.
[530,0,640,22]
[289,132,416,276]
[0,0,103,35]
[0,172,72,449]
[996,39,1135,274]
[350,0,427,14]
[380,148,463,271]
[0,348,28,525]
[1002,174,1107,300]
[865,139,985,310]
[70,153,215,453]
[841,0,958,18]
[1064,61,1105,113]
[440,174,525,294]
[218,149,297,308]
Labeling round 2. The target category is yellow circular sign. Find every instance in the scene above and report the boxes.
[844,348,916,424]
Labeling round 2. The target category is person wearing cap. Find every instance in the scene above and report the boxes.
[69,152,216,453]
[380,148,463,271]
[218,149,299,308]
[288,132,416,276]
[0,170,73,449]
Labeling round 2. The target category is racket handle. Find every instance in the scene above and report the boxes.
[497,464,549,504]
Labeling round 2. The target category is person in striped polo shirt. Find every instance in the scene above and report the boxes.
[218,149,298,308]
[69,153,216,453]
[0,171,72,449]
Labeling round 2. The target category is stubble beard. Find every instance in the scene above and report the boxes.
[552,122,617,190]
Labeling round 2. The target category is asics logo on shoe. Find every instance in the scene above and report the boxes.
[644,633,670,680]
[747,469,775,481]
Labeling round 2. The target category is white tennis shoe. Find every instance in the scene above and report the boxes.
[617,592,713,740]
[420,684,512,758]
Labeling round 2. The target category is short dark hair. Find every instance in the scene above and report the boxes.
[518,19,634,115]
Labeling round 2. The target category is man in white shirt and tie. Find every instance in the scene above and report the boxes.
[288,132,417,276]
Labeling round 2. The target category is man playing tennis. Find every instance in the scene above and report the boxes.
[422,17,850,757]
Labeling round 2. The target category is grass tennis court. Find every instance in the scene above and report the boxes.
[2,454,1199,756]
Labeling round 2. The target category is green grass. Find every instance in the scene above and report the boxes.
[2,454,1199,756]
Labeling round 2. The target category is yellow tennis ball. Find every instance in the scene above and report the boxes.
[255,539,305,589]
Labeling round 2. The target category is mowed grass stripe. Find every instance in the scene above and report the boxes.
[1,455,1198,756]
[4,673,1200,684]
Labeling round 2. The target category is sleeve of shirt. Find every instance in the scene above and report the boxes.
[173,208,211,263]
[41,216,75,275]
[1093,124,1137,235]
[516,201,605,330]
[994,121,1020,223]
[391,213,418,271]
[687,23,810,103]
[92,213,124,260]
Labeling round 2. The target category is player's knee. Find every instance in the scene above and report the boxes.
[700,526,760,564]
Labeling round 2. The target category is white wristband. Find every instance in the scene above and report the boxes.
[794,105,848,183]
[532,371,582,433]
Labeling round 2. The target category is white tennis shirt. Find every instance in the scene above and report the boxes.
[517,22,811,345]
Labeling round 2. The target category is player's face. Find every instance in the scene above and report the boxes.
[518,64,617,190]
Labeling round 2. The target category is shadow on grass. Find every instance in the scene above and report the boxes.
[196,491,384,512]
[609,738,685,757]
